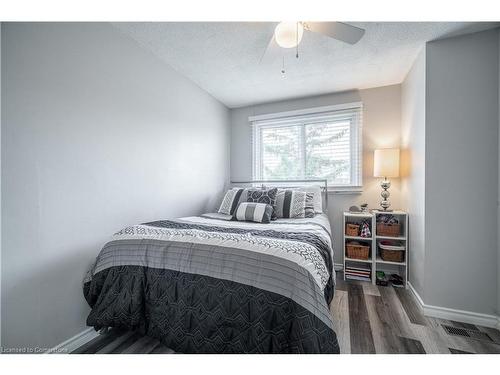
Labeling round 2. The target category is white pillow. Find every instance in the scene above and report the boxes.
[294,185,323,213]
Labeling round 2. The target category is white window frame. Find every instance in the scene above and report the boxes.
[250,103,363,193]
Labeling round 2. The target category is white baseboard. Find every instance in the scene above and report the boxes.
[46,327,99,354]
[408,282,425,307]
[408,282,500,329]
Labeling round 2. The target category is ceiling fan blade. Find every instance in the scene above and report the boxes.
[304,22,365,44]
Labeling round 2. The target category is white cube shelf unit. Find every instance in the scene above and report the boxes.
[343,210,409,288]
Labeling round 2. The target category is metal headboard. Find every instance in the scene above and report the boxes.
[229,179,329,213]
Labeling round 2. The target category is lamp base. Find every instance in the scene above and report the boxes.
[379,178,392,211]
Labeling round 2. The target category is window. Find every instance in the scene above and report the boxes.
[251,104,362,190]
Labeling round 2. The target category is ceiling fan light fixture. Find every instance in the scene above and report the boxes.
[274,22,304,49]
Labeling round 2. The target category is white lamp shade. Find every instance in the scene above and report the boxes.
[374,148,400,178]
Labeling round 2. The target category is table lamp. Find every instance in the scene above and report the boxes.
[373,148,400,211]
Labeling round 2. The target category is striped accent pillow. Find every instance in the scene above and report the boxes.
[235,202,273,223]
[274,190,315,219]
[218,188,245,215]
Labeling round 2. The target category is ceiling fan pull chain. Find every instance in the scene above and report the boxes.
[281,56,286,75]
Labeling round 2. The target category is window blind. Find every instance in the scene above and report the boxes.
[251,105,363,189]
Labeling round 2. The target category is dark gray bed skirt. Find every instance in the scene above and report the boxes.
[84,265,340,354]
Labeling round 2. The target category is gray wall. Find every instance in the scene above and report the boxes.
[425,29,499,315]
[230,85,402,265]
[498,30,500,320]
[1,23,230,349]
[0,22,2,347]
[498,30,500,321]
[401,48,426,298]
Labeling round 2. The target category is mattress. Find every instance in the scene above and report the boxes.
[83,213,339,353]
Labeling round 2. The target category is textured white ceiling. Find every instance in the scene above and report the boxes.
[112,22,498,108]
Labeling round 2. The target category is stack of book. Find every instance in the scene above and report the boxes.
[345,263,371,281]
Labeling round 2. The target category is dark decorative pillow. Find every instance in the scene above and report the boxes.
[246,187,278,205]
[246,188,278,218]
[235,202,273,223]
[218,188,245,215]
[274,190,315,218]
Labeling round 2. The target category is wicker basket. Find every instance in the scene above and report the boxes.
[379,241,405,263]
[345,223,360,236]
[346,241,370,260]
[376,223,401,237]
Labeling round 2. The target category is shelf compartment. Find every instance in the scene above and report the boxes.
[344,213,373,238]
[374,211,407,238]
[345,240,371,261]
[345,261,372,283]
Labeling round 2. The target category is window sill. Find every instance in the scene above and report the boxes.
[327,188,363,195]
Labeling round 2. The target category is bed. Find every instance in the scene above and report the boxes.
[83,182,339,354]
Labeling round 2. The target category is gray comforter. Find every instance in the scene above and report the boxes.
[83,214,339,353]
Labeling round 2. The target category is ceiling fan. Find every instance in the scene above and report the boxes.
[261,22,365,68]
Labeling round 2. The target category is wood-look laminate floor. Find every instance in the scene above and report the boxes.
[72,273,500,354]
[332,273,500,354]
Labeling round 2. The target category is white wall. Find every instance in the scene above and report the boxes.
[230,85,402,265]
[401,48,426,297]
[1,23,230,349]
[425,29,499,315]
